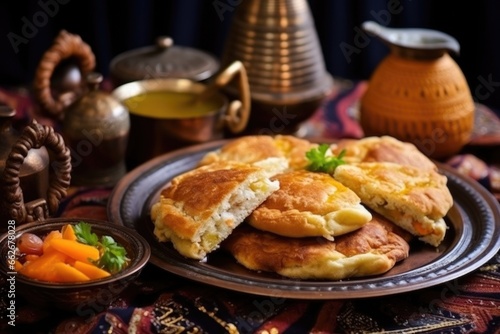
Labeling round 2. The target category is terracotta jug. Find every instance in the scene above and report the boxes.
[359,21,475,158]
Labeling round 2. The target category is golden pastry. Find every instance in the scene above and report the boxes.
[248,170,372,240]
[199,134,317,170]
[222,215,411,280]
[330,136,437,171]
[151,158,287,260]
[333,162,453,247]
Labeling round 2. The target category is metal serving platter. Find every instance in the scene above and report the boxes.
[108,139,500,299]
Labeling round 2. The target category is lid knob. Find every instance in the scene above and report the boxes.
[156,36,174,50]
[86,72,103,91]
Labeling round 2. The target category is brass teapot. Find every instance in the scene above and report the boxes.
[33,31,129,186]
[359,21,475,158]
[0,106,71,227]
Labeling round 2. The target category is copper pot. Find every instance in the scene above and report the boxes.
[112,61,250,168]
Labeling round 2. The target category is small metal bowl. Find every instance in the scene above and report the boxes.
[0,218,150,314]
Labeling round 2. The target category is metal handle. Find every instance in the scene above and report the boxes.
[33,30,96,119]
[212,61,251,133]
[0,121,71,224]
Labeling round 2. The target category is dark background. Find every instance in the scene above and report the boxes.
[1,0,499,111]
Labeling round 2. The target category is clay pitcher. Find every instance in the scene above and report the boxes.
[359,21,475,158]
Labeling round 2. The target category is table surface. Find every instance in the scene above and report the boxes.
[1,80,500,334]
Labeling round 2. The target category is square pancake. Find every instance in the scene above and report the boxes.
[222,214,411,280]
[198,134,317,170]
[248,170,372,240]
[333,162,453,247]
[150,158,287,260]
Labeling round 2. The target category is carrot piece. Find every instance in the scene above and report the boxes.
[73,261,111,279]
[65,258,76,267]
[19,251,67,280]
[61,224,77,241]
[48,238,100,264]
[52,262,90,282]
[42,230,63,253]
[24,254,40,262]
[14,260,23,272]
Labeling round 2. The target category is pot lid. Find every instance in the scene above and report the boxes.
[110,37,220,83]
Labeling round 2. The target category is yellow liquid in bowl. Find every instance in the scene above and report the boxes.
[123,91,224,119]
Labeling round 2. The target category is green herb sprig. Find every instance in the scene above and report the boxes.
[305,144,346,174]
[74,222,128,274]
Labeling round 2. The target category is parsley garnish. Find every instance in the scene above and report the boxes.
[305,144,346,174]
[74,222,98,245]
[74,222,129,274]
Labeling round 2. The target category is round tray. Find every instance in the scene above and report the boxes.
[107,140,500,299]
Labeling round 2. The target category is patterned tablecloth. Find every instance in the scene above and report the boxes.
[1,80,500,334]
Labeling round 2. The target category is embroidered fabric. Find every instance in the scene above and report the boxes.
[1,81,499,334]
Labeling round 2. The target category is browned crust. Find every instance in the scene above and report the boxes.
[223,215,410,279]
[334,213,412,262]
[248,170,367,237]
[154,161,264,239]
[333,162,453,220]
[199,135,316,170]
[331,136,438,172]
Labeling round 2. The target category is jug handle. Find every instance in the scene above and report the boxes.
[1,121,71,224]
[212,61,251,133]
[33,30,96,119]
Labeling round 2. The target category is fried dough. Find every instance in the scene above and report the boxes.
[199,135,317,170]
[150,158,287,260]
[248,170,372,240]
[222,215,411,280]
[331,136,437,171]
[333,162,453,247]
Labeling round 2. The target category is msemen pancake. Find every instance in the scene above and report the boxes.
[199,135,317,170]
[330,136,438,172]
[151,158,286,260]
[333,162,453,247]
[222,215,411,280]
[248,170,372,240]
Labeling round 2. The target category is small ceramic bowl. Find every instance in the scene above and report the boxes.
[0,217,150,314]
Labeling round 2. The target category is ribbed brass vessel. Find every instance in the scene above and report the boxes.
[221,0,333,134]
